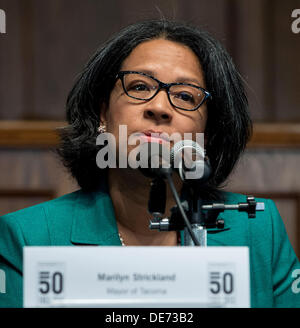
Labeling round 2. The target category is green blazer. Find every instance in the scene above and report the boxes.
[0,183,299,308]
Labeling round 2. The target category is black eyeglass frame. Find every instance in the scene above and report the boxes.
[116,70,212,111]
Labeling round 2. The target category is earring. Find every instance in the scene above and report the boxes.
[97,122,106,133]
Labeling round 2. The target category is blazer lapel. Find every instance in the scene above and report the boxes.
[70,186,121,246]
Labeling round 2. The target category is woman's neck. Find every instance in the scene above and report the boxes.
[107,168,183,246]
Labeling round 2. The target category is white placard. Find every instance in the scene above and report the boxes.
[23,246,250,308]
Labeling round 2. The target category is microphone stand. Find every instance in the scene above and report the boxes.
[147,177,167,224]
[141,142,265,246]
[183,186,207,246]
[148,174,265,246]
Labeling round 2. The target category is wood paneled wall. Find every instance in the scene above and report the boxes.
[0,0,299,121]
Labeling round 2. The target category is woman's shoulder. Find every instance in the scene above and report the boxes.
[0,189,91,249]
[0,187,111,246]
[0,189,83,223]
[0,189,93,268]
[221,190,278,216]
[222,190,299,262]
[221,190,287,233]
[221,190,265,204]
[219,190,288,247]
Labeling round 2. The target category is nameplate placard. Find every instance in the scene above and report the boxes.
[23,246,250,308]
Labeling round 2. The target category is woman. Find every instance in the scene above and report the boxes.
[0,19,299,308]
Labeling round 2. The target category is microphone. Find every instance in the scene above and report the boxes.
[139,140,212,246]
[171,140,211,184]
[138,139,211,184]
[137,142,172,179]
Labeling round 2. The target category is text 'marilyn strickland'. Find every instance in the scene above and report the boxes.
[97,273,176,283]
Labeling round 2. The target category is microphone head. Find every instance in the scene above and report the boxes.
[136,139,212,182]
[171,140,211,183]
[170,139,203,164]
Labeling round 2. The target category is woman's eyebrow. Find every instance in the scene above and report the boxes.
[174,77,202,86]
[134,69,155,77]
[130,69,203,86]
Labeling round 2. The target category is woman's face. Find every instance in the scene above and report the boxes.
[101,38,208,161]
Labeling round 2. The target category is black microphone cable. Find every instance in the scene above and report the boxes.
[165,172,200,246]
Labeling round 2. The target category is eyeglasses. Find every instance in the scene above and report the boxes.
[116,71,212,111]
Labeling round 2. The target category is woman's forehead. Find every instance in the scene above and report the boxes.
[120,39,205,84]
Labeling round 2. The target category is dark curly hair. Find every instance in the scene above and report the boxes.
[56,19,252,193]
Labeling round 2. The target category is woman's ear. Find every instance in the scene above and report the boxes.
[100,102,108,124]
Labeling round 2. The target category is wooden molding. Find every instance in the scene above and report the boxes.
[0,120,300,148]
[0,120,65,148]
[0,189,55,198]
[248,123,300,148]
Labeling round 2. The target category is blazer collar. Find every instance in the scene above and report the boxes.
[70,179,121,246]
[70,179,232,246]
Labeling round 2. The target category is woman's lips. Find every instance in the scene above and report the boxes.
[141,130,170,144]
[139,135,168,144]
[129,131,172,146]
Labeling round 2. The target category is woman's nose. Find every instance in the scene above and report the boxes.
[143,90,173,123]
